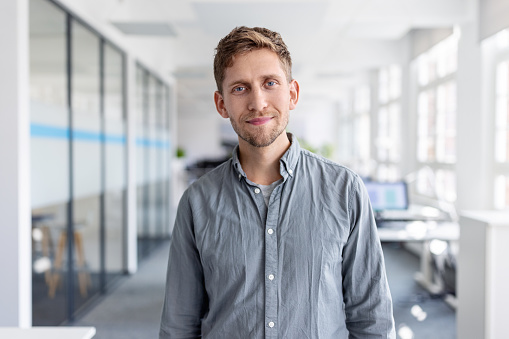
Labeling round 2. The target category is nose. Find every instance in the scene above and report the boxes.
[247,87,268,112]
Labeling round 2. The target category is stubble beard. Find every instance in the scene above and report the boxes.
[230,112,289,148]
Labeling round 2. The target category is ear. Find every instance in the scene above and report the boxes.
[288,79,300,110]
[214,91,229,119]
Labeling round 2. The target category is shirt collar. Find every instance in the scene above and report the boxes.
[232,133,301,182]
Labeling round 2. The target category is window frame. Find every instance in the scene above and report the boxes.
[413,33,459,202]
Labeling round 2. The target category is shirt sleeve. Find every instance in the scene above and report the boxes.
[342,175,396,339]
[159,190,208,339]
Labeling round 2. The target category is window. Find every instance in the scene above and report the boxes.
[414,32,459,202]
[494,175,509,210]
[376,65,402,181]
[352,85,371,176]
[337,87,370,176]
[494,56,509,209]
[338,95,354,166]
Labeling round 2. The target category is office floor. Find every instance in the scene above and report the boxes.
[72,241,456,339]
[383,242,456,338]
[71,241,169,339]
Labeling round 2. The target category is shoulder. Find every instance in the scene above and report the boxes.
[298,148,361,184]
[184,158,233,197]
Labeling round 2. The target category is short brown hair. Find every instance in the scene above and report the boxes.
[213,26,292,94]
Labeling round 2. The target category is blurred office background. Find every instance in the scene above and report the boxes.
[1,0,509,338]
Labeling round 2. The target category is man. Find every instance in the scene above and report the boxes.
[160,26,395,339]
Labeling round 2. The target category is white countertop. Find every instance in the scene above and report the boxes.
[0,327,96,339]
[377,221,459,242]
[461,210,509,227]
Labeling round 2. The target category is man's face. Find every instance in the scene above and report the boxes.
[214,48,299,148]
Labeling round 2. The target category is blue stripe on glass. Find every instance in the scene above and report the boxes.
[29,123,169,148]
[73,129,102,142]
[136,138,170,149]
[30,123,70,139]
[104,135,126,144]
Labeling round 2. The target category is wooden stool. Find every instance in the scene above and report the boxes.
[48,229,91,298]
[31,224,53,285]
[40,226,52,285]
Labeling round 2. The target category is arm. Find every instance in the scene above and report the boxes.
[160,190,208,339]
[342,176,396,339]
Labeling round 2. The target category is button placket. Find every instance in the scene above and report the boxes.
[264,187,279,338]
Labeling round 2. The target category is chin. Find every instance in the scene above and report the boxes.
[242,130,286,148]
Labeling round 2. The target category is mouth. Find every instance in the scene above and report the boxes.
[247,117,273,126]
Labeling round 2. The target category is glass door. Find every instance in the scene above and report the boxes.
[104,43,126,281]
[71,19,101,312]
[29,0,69,325]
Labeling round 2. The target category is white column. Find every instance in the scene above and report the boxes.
[0,0,31,327]
[456,1,490,211]
[458,211,509,339]
[125,55,138,274]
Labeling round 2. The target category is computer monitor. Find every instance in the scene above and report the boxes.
[363,181,409,211]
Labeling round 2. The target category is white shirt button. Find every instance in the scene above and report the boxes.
[288,169,293,175]
[267,228,274,235]
[268,321,275,328]
[238,173,241,179]
[268,274,275,281]
[254,188,261,194]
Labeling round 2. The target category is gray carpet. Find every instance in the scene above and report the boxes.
[383,242,456,339]
[72,242,170,339]
[73,241,456,339]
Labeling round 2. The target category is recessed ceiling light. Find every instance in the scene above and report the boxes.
[112,22,177,37]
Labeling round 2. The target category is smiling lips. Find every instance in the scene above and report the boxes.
[247,117,273,126]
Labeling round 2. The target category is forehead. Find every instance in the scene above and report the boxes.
[224,49,286,81]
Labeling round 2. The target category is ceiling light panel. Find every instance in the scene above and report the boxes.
[112,22,177,36]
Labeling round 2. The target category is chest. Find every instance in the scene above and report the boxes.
[193,183,351,278]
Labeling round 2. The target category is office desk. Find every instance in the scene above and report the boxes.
[377,220,459,242]
[0,327,95,339]
[378,221,459,295]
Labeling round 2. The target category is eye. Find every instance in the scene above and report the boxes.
[266,81,276,87]
[233,86,246,93]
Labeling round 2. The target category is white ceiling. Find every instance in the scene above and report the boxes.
[59,0,475,116]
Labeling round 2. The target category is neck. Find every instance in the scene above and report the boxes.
[238,133,291,185]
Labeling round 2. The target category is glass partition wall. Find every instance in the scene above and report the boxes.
[71,20,102,311]
[29,0,129,324]
[103,43,126,284]
[29,0,69,325]
[136,66,171,260]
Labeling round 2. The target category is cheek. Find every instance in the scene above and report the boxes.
[276,96,292,110]
[225,100,245,117]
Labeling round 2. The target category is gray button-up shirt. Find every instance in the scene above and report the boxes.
[160,135,395,339]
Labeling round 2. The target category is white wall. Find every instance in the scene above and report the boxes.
[0,0,32,327]
[456,10,491,211]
